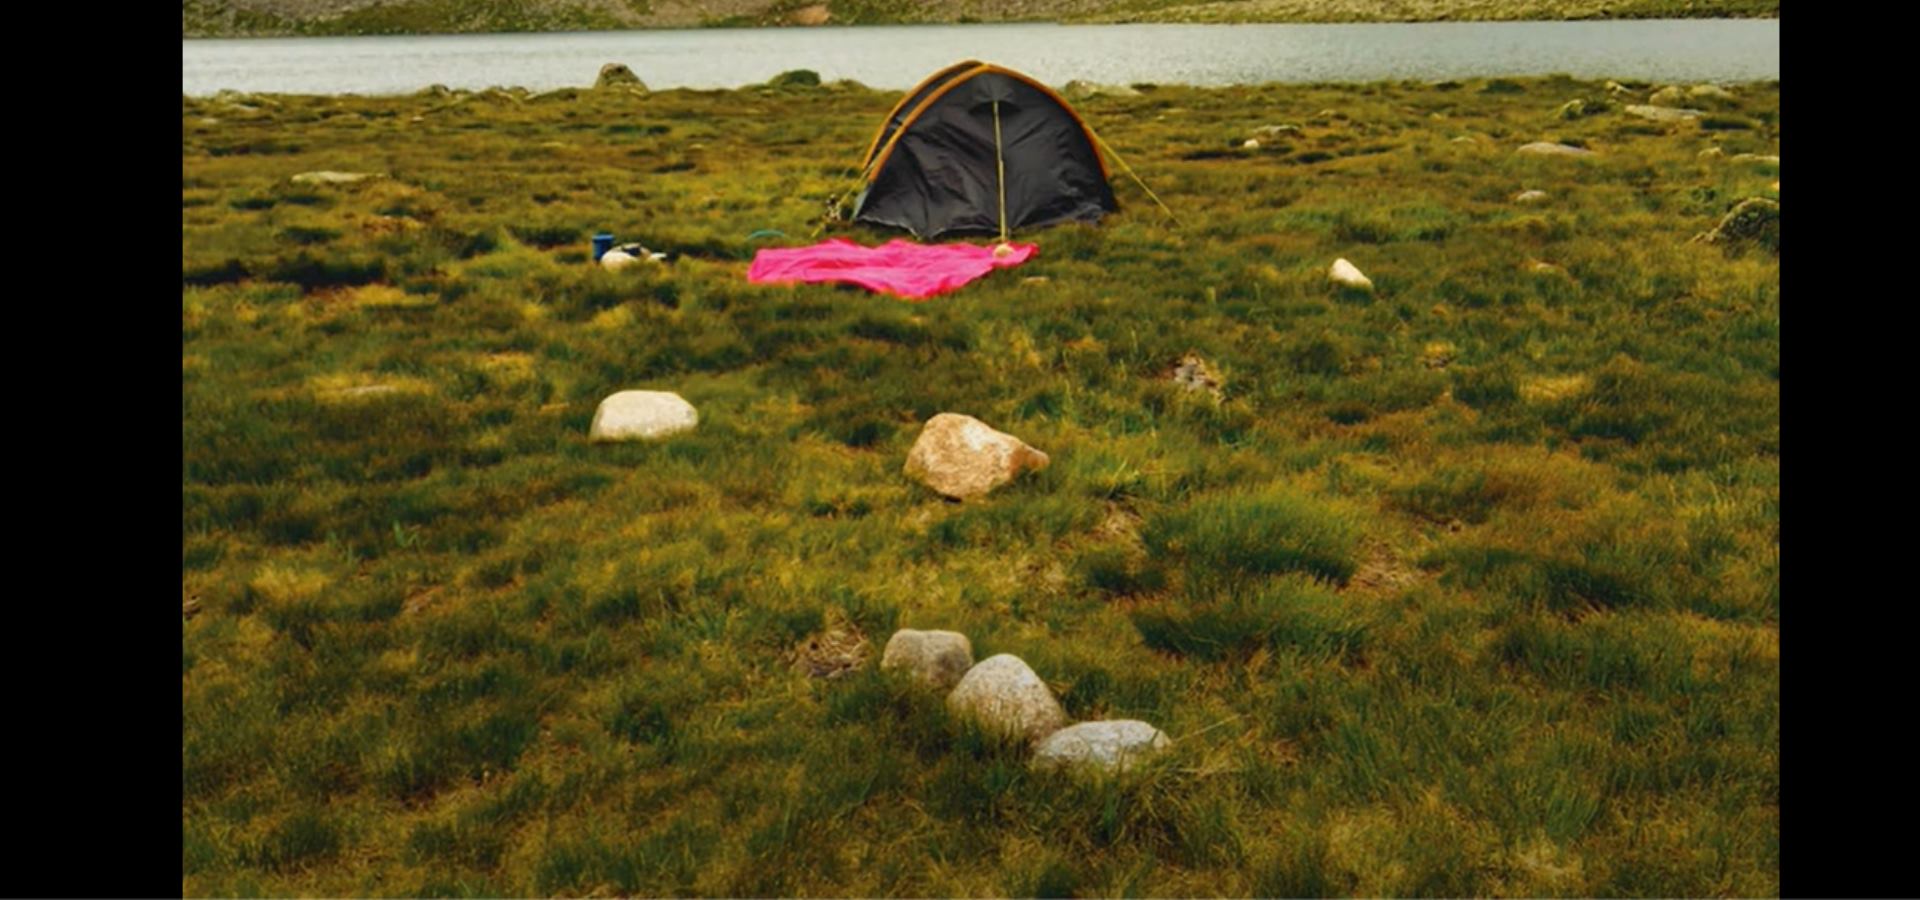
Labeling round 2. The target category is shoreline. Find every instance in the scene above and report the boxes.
[183,74,1783,101]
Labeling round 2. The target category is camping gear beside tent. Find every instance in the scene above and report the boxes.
[748,238,1038,300]
[852,62,1119,241]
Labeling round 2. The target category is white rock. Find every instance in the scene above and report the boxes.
[1649,85,1689,107]
[903,414,1049,501]
[1624,104,1704,123]
[1329,258,1374,291]
[290,170,382,185]
[1060,80,1140,101]
[1515,142,1597,157]
[880,629,974,691]
[947,654,1068,743]
[1527,260,1568,277]
[1687,84,1738,105]
[589,390,697,442]
[1032,720,1172,773]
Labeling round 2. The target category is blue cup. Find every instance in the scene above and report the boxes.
[592,233,615,261]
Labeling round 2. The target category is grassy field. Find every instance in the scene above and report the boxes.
[182,75,1779,896]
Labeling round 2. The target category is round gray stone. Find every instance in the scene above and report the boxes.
[1032,720,1172,773]
[947,654,1068,742]
[880,629,974,691]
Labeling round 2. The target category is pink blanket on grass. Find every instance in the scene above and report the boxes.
[747,238,1038,300]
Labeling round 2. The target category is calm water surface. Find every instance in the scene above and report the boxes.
[181,20,1778,96]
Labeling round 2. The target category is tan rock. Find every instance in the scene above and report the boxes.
[903,414,1049,500]
[947,654,1068,742]
[1687,84,1738,106]
[1649,85,1688,107]
[880,629,974,690]
[788,3,830,25]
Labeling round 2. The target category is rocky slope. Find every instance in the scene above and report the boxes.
[184,0,1777,37]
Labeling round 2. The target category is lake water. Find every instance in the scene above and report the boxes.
[181,20,1777,96]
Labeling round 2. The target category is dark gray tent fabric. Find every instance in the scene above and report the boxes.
[854,68,1117,241]
[861,60,981,172]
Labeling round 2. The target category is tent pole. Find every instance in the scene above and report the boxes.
[1085,126,1183,228]
[992,100,1009,243]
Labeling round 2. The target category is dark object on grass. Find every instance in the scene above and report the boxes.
[852,61,1118,240]
[1693,197,1778,254]
[768,69,821,88]
[595,63,646,90]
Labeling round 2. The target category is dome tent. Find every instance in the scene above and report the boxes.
[852,61,1119,241]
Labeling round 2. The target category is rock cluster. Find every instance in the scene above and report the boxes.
[876,630,1173,774]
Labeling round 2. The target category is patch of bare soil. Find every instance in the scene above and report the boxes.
[1347,542,1421,594]
[791,614,870,679]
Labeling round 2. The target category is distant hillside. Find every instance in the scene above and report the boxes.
[183,0,1777,37]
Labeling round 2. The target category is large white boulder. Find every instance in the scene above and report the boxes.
[589,390,697,442]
